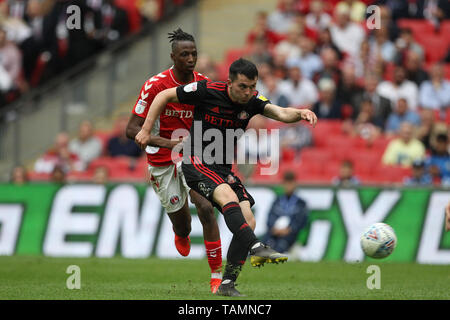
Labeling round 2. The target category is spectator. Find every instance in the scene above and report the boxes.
[34,132,81,174]
[425,133,450,186]
[403,159,432,186]
[336,0,367,23]
[50,165,66,184]
[349,39,379,80]
[195,53,218,81]
[286,35,323,80]
[273,25,302,61]
[315,28,342,60]
[93,166,110,184]
[257,75,289,108]
[0,27,23,95]
[419,63,450,111]
[311,77,342,119]
[10,165,28,185]
[290,12,318,41]
[255,62,272,84]
[236,115,273,180]
[313,47,341,86]
[404,50,429,87]
[329,3,365,58]
[94,0,129,46]
[262,171,309,254]
[18,0,58,82]
[333,160,360,187]
[351,99,383,141]
[246,11,284,48]
[385,97,421,136]
[279,122,312,157]
[245,37,273,65]
[107,114,142,159]
[416,108,448,151]
[422,0,449,27]
[376,65,419,110]
[360,74,392,123]
[394,28,424,65]
[376,5,401,42]
[368,27,397,63]
[267,0,298,34]
[336,64,364,114]
[382,122,426,167]
[306,0,332,31]
[271,51,289,80]
[279,65,319,107]
[69,120,103,170]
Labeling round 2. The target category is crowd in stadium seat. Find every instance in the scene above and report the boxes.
[0,0,184,109]
[217,0,450,186]
[23,0,450,186]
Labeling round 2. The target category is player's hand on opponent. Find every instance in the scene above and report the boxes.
[299,109,318,127]
[445,201,450,231]
[171,136,186,154]
[135,129,151,150]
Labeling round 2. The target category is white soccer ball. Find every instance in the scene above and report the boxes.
[360,223,397,259]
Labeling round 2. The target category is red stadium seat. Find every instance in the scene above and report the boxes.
[94,131,113,154]
[397,19,435,35]
[67,170,95,182]
[444,64,450,80]
[299,147,331,164]
[351,152,381,175]
[28,172,50,181]
[441,21,450,44]
[89,156,133,172]
[414,34,448,63]
[311,120,344,147]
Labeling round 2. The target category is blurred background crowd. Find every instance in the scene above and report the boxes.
[0,0,175,109]
[6,0,450,187]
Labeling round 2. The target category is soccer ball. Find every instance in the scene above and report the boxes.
[360,223,397,259]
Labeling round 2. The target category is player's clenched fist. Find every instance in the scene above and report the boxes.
[299,109,318,127]
[135,129,151,150]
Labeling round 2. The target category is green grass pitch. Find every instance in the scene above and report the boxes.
[0,257,448,300]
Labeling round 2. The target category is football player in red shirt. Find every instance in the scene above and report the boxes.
[126,28,222,294]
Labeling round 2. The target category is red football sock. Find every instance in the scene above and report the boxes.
[204,239,223,275]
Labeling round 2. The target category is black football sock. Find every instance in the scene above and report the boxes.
[222,235,249,283]
[221,202,259,250]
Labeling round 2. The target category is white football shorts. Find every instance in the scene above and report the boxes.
[147,161,190,213]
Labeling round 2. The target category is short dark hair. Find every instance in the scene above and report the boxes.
[436,133,448,143]
[229,58,258,81]
[283,171,296,182]
[168,28,195,51]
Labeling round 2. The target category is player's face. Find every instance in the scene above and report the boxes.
[171,41,197,73]
[227,74,257,105]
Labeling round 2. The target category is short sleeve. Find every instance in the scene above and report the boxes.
[176,80,207,105]
[250,92,271,116]
[132,81,161,118]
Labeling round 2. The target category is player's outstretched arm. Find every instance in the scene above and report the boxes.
[263,103,317,126]
[126,114,181,149]
[135,88,179,149]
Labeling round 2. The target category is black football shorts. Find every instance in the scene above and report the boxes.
[182,156,255,212]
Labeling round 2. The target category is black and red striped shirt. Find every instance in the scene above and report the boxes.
[176,80,271,166]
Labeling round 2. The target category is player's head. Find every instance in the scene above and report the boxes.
[227,58,258,105]
[168,28,197,73]
[282,171,297,195]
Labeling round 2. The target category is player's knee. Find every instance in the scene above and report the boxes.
[213,184,239,207]
[197,203,215,225]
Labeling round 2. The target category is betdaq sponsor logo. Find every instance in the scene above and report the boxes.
[0,184,449,263]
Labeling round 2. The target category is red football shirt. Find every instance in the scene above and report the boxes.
[132,67,208,167]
